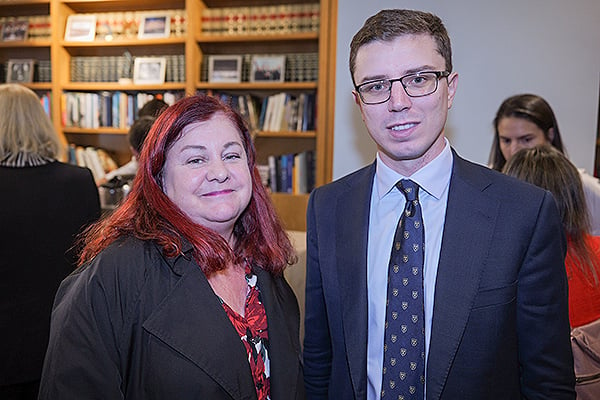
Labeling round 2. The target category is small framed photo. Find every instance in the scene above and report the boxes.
[2,19,29,42]
[208,55,242,83]
[7,59,35,83]
[250,55,286,83]
[138,13,170,39]
[133,57,166,84]
[64,14,97,42]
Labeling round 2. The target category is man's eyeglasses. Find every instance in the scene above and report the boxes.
[354,71,450,105]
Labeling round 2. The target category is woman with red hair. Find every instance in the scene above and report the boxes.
[39,94,305,399]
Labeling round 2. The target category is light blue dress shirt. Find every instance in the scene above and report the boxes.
[366,141,453,399]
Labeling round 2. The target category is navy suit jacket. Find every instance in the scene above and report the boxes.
[303,151,575,399]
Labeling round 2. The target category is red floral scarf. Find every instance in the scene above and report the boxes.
[221,264,270,400]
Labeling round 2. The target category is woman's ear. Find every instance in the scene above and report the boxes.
[547,127,556,142]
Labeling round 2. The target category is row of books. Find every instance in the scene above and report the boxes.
[200,52,318,83]
[62,91,183,129]
[261,92,316,132]
[204,91,316,133]
[0,16,51,42]
[71,54,185,83]
[264,151,315,194]
[201,4,320,36]
[67,144,119,184]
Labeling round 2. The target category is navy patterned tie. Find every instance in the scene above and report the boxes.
[381,179,425,399]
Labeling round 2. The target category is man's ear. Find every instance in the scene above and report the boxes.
[352,91,360,105]
[446,72,458,109]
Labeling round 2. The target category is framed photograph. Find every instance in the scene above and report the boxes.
[2,19,29,42]
[133,57,166,84]
[7,59,35,83]
[250,55,286,83]
[64,14,97,42]
[208,55,242,83]
[138,13,170,39]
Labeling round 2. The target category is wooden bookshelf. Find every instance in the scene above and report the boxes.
[0,0,338,231]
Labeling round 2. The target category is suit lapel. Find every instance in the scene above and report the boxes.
[143,256,256,400]
[337,163,376,397]
[426,155,501,400]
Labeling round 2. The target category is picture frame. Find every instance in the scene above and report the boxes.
[2,19,29,42]
[208,55,242,83]
[133,57,166,84]
[250,55,286,83]
[64,14,97,42]
[138,13,170,39]
[6,59,35,83]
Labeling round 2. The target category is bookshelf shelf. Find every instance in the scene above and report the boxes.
[196,82,317,90]
[0,40,51,48]
[63,127,128,135]
[256,130,316,138]
[0,1,50,5]
[23,82,52,90]
[197,32,318,43]
[61,0,184,13]
[61,37,186,47]
[63,82,187,91]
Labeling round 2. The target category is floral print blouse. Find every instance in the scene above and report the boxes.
[221,264,271,400]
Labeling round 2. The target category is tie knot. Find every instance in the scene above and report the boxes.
[396,179,419,202]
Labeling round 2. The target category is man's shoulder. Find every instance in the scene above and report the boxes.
[453,154,545,197]
[313,163,375,194]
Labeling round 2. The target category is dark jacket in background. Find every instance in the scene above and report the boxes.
[0,161,100,386]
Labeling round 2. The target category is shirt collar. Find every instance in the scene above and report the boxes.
[0,151,54,167]
[374,139,453,200]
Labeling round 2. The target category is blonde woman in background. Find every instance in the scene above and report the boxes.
[0,84,100,399]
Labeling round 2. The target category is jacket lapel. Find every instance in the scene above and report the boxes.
[426,155,501,400]
[337,163,376,397]
[142,255,256,400]
[254,268,301,399]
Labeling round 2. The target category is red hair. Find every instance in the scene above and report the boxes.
[78,94,296,276]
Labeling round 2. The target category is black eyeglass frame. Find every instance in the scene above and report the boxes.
[354,70,451,105]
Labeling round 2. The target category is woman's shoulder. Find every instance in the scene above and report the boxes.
[72,237,166,290]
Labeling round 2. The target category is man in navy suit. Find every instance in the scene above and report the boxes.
[303,9,575,399]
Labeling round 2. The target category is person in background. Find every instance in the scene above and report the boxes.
[99,115,156,184]
[489,93,600,235]
[0,83,101,400]
[503,145,600,328]
[38,94,305,399]
[303,9,575,399]
[96,96,168,187]
[138,96,168,118]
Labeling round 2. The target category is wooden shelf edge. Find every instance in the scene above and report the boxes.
[195,81,317,90]
[255,130,316,138]
[0,40,51,48]
[197,32,318,43]
[0,0,49,5]
[62,82,186,91]
[61,36,186,47]
[63,127,128,135]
